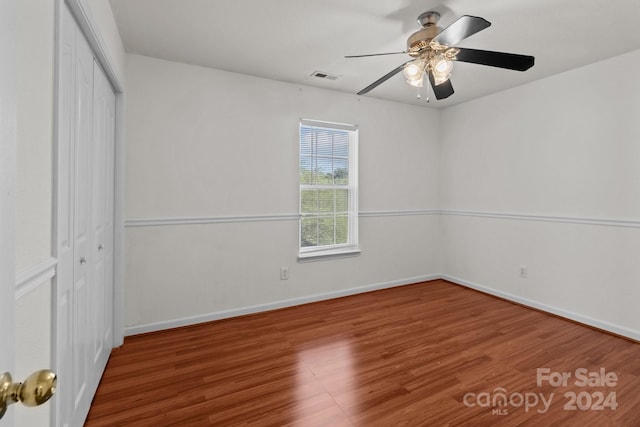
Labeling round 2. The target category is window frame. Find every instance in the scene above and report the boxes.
[298,119,360,260]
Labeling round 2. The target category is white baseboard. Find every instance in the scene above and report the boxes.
[442,274,640,342]
[124,274,441,336]
[125,273,640,342]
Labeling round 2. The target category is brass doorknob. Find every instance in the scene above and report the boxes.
[0,370,57,420]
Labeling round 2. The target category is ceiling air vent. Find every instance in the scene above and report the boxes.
[310,71,341,81]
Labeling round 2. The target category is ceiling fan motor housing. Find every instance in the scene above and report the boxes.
[407,11,442,56]
[407,27,440,55]
[417,11,440,27]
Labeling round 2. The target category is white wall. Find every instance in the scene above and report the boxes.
[15,1,55,425]
[440,49,640,339]
[16,0,54,273]
[124,54,442,332]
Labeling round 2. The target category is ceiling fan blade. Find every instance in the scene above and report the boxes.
[345,51,407,58]
[428,71,454,100]
[357,61,411,95]
[454,47,534,71]
[433,15,491,47]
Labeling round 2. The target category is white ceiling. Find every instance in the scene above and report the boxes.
[109,0,640,108]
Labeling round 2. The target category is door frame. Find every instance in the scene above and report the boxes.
[53,0,124,424]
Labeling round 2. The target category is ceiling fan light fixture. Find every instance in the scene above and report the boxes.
[430,55,453,86]
[434,57,452,74]
[403,60,423,78]
[403,59,425,86]
[407,76,424,87]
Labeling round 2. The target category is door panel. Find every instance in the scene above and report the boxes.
[71,16,94,426]
[91,60,106,369]
[55,6,76,426]
[91,61,115,375]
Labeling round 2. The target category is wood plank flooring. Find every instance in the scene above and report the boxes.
[85,280,640,426]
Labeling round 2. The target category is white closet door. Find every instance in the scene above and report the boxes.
[56,5,117,426]
[55,5,76,426]
[91,59,115,379]
[71,15,94,427]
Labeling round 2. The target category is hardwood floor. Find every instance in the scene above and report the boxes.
[85,280,640,426]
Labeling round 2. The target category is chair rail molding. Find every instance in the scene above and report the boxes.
[125,210,441,228]
[15,257,57,300]
[125,209,640,228]
[440,209,640,229]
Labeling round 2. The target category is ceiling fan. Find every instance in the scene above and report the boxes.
[346,11,535,100]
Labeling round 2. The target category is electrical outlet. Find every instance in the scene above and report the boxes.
[280,267,289,280]
[519,265,528,279]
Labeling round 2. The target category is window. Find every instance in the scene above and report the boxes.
[299,119,359,259]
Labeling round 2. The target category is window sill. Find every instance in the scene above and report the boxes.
[297,247,362,263]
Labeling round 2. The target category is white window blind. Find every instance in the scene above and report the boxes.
[299,119,359,258]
